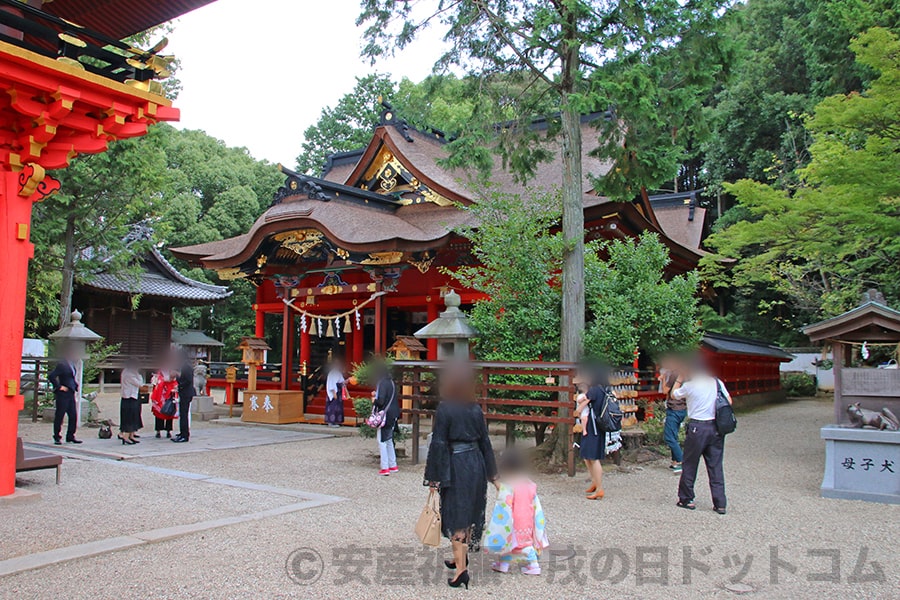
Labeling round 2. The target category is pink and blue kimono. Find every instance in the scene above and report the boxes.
[483,478,549,565]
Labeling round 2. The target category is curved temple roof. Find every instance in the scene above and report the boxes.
[172,114,706,277]
[80,246,231,305]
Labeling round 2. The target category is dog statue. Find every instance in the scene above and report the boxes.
[846,403,900,431]
[193,363,208,396]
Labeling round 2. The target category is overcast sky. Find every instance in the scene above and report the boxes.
[166,0,445,166]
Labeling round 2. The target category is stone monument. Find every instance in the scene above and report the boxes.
[803,292,900,504]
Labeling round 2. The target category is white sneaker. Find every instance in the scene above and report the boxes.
[521,563,541,575]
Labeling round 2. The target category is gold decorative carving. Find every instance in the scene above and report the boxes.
[360,251,403,265]
[408,253,436,274]
[216,268,246,281]
[273,229,324,257]
[335,247,350,259]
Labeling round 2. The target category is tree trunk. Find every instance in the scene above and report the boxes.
[554,8,584,464]
[58,213,77,328]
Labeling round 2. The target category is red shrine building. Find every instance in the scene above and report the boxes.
[0,0,214,497]
[172,110,710,391]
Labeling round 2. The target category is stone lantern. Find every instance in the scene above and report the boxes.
[414,290,478,360]
[48,310,102,425]
[237,336,270,391]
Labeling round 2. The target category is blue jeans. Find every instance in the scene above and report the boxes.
[664,409,687,463]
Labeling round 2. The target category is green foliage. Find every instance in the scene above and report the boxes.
[585,233,702,364]
[700,0,900,193]
[450,190,565,362]
[641,405,685,451]
[704,28,900,324]
[27,124,281,358]
[781,372,818,397]
[82,343,121,387]
[295,73,478,175]
[359,0,733,195]
[32,125,170,331]
[295,74,396,174]
[450,193,699,365]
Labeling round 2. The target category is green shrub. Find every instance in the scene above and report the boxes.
[781,372,817,397]
[641,408,686,455]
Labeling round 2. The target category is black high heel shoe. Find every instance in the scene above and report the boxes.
[444,556,469,569]
[448,570,469,589]
[118,434,136,445]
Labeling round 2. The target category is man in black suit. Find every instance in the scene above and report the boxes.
[49,347,82,444]
[172,352,194,443]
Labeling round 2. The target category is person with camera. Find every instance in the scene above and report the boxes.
[671,358,732,514]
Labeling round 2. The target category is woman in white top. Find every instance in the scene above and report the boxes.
[119,357,144,445]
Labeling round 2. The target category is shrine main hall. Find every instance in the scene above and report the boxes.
[172,110,707,387]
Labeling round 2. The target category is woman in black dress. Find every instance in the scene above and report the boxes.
[575,371,607,499]
[424,362,498,589]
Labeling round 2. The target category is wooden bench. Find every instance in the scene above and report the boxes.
[15,437,62,484]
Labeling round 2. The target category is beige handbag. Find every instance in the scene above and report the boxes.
[415,488,442,547]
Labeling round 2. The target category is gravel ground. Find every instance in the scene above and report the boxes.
[2,396,898,599]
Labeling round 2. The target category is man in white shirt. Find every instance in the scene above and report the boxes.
[671,361,732,514]
[324,358,346,428]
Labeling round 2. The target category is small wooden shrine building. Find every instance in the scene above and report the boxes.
[76,246,230,358]
[172,110,707,392]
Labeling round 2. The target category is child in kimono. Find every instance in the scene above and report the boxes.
[484,449,549,575]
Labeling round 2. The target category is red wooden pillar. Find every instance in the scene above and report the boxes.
[253,286,265,338]
[300,327,310,368]
[374,293,386,355]
[281,302,293,390]
[0,171,38,496]
[426,299,439,360]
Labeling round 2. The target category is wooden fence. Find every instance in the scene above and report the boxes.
[390,360,579,477]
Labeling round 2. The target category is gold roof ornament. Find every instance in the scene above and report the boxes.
[216,267,246,281]
[273,229,325,257]
[360,251,403,265]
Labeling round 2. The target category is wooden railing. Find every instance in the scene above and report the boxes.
[391,360,579,477]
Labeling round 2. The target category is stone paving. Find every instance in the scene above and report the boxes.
[1,396,898,599]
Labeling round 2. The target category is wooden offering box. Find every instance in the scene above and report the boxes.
[241,390,304,424]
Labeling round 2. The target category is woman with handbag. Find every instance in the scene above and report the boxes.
[424,361,499,590]
[118,357,143,445]
[371,362,401,476]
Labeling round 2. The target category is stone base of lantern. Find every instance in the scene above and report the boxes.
[240,390,305,424]
[821,426,900,504]
[191,395,217,421]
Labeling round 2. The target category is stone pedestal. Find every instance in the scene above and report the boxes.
[821,426,900,504]
[191,395,216,421]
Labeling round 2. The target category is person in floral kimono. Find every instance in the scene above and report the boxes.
[483,449,549,575]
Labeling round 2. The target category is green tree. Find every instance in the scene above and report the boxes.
[359,0,732,371]
[585,233,701,365]
[704,28,900,326]
[295,73,478,175]
[295,74,396,175]
[450,190,565,363]
[33,126,169,331]
[450,193,699,458]
[701,0,900,193]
